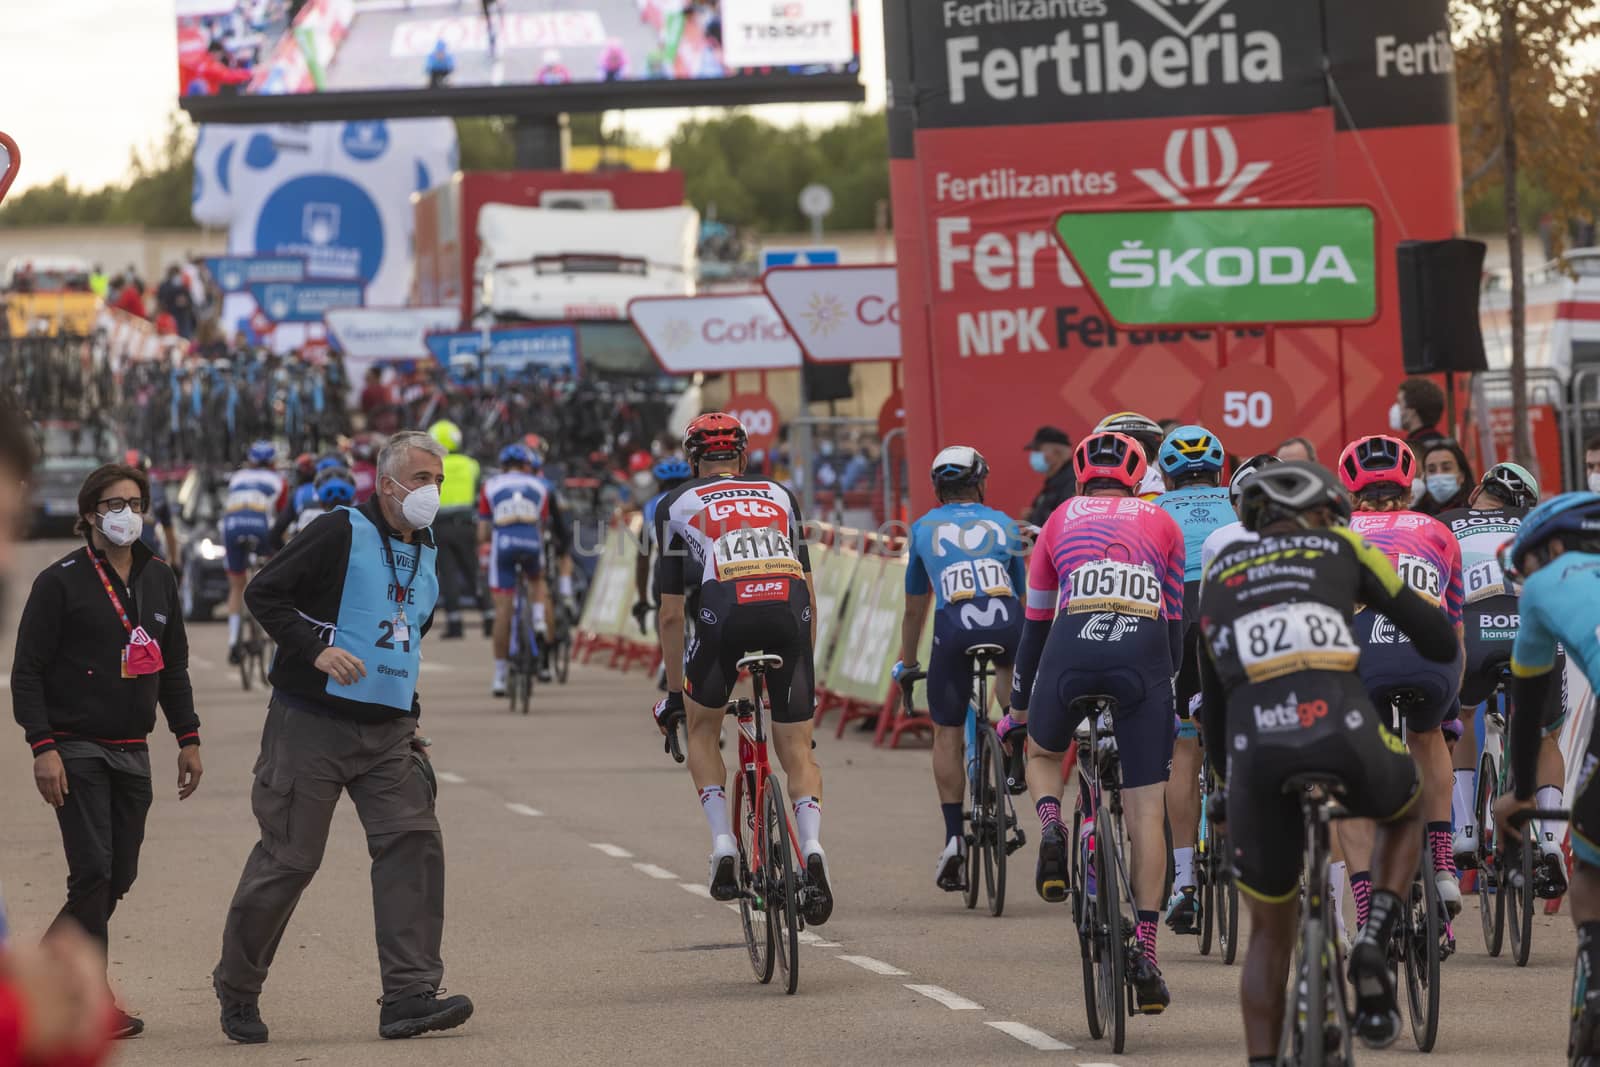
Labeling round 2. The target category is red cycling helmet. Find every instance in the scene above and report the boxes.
[123,449,151,472]
[684,412,748,466]
[1073,431,1148,489]
[294,452,317,479]
[627,450,654,475]
[1337,434,1416,494]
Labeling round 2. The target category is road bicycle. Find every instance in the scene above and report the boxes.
[236,538,271,691]
[1278,773,1356,1067]
[1198,756,1239,964]
[1502,808,1580,1065]
[898,643,1027,917]
[505,561,539,715]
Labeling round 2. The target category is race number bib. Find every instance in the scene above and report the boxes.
[493,494,541,526]
[713,527,802,581]
[1396,554,1443,604]
[1233,602,1359,683]
[1463,558,1505,604]
[938,558,1013,604]
[1065,560,1161,618]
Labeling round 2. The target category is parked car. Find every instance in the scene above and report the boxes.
[29,421,123,537]
[175,466,232,621]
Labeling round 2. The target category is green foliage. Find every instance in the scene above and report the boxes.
[0,113,195,228]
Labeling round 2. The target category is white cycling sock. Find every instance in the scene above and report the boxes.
[1329,861,1348,915]
[1172,846,1195,890]
[532,601,548,634]
[794,796,822,847]
[1537,785,1566,856]
[1453,770,1477,833]
[227,614,241,645]
[700,786,731,844]
[493,659,506,679]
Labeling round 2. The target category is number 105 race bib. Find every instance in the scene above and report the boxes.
[1234,602,1358,683]
[1066,560,1161,618]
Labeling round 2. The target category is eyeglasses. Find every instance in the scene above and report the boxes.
[95,496,147,515]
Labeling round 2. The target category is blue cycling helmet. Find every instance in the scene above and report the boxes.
[313,467,356,506]
[314,455,343,473]
[499,443,532,467]
[247,440,276,465]
[1505,491,1600,578]
[1158,424,1226,477]
[654,457,692,482]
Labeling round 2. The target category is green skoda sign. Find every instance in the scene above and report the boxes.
[1054,205,1378,328]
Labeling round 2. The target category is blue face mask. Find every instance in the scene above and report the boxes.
[1425,473,1460,504]
[1028,450,1050,474]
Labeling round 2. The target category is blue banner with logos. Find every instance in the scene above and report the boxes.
[205,255,306,293]
[424,326,579,376]
[248,280,365,323]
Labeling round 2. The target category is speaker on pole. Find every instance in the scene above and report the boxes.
[1396,238,1489,374]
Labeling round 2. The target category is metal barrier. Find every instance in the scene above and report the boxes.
[1469,368,1571,488]
[1569,366,1600,487]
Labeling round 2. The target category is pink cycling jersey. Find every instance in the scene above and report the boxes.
[1025,496,1186,622]
[1348,510,1464,626]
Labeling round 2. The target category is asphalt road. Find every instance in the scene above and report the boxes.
[0,538,1580,1065]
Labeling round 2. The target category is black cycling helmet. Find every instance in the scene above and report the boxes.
[1237,461,1352,533]
[1228,453,1282,509]
[1478,461,1540,510]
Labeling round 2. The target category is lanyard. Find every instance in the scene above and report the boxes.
[85,549,134,636]
[383,537,421,602]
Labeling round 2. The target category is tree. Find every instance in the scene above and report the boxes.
[1454,2,1600,470]
[0,112,195,229]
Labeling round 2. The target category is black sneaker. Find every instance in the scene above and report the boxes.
[1127,954,1171,1014]
[443,619,464,640]
[227,643,243,666]
[1347,936,1401,1049]
[215,980,268,1045]
[1035,824,1069,903]
[378,990,474,1040]
[112,1009,145,1039]
[803,849,834,926]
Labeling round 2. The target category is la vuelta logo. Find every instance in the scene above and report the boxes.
[1133,126,1272,205]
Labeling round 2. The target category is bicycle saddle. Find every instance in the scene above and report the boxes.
[737,652,785,674]
[1282,772,1347,796]
[965,642,1007,659]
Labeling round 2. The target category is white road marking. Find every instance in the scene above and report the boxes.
[797,930,840,948]
[985,1021,1073,1050]
[837,955,908,976]
[589,843,633,859]
[420,661,455,673]
[435,771,466,784]
[906,984,983,1010]
[633,863,679,880]
[505,803,544,817]
[679,882,712,898]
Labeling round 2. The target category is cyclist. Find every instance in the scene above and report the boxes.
[1152,424,1233,934]
[892,446,1027,891]
[279,465,357,544]
[1441,462,1567,894]
[1199,453,1282,573]
[287,452,319,514]
[649,413,830,923]
[349,434,380,502]
[1095,411,1168,499]
[1012,430,1185,1013]
[270,455,345,550]
[478,444,573,695]
[1339,434,1466,922]
[1199,462,1458,1058]
[1493,493,1600,1062]
[634,457,693,639]
[222,440,287,664]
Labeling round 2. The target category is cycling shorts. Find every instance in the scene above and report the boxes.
[1025,614,1175,789]
[489,529,544,592]
[1460,595,1520,706]
[1355,611,1462,733]
[926,598,1022,729]
[220,511,271,575]
[684,577,814,724]
[1224,672,1420,902]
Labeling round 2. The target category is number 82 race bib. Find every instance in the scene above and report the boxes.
[1233,602,1358,683]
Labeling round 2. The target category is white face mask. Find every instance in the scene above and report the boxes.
[1588,472,1600,494]
[98,510,143,547]
[1410,478,1427,508]
[1389,403,1406,432]
[389,478,441,529]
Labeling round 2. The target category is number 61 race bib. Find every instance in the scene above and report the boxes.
[1234,602,1358,683]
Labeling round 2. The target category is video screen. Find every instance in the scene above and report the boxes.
[177,0,860,99]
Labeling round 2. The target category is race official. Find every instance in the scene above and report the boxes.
[211,430,473,1044]
[428,420,484,638]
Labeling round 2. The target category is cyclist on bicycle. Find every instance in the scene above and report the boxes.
[287,452,319,514]
[478,444,572,696]
[1152,424,1234,934]
[634,457,693,639]
[223,440,287,664]
[1494,492,1600,1062]
[1012,430,1185,1013]
[1199,462,1458,1059]
[892,446,1027,891]
[1199,454,1282,573]
[649,413,830,923]
[1339,434,1466,923]
[270,455,345,550]
[1440,462,1568,894]
[1094,412,1167,499]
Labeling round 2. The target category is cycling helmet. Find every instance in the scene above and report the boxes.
[123,449,151,472]
[313,466,356,506]
[1479,461,1540,510]
[628,450,655,475]
[930,445,989,495]
[1337,434,1416,495]
[1228,453,1283,508]
[1237,461,1352,533]
[247,440,277,465]
[654,457,692,482]
[1073,431,1147,490]
[684,413,748,466]
[428,419,463,454]
[523,433,546,456]
[1096,411,1163,439]
[315,455,343,473]
[351,435,378,463]
[1504,492,1600,578]
[499,443,533,467]
[1157,424,1226,477]
[293,452,317,479]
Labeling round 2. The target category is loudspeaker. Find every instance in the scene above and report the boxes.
[1397,239,1488,374]
[803,362,854,403]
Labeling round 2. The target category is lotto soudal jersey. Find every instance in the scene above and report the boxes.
[1025,495,1185,623]
[1437,506,1524,606]
[1347,510,1464,627]
[226,467,287,516]
[654,475,812,597]
[1154,485,1233,584]
[905,502,1029,611]
[477,471,553,533]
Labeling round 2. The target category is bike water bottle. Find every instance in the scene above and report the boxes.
[1081,817,1097,898]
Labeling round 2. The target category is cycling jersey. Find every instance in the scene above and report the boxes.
[1023,496,1185,625]
[1347,511,1465,625]
[351,460,378,503]
[222,467,287,575]
[1137,465,1166,501]
[1154,486,1232,589]
[478,471,555,592]
[1200,522,1255,575]
[289,505,331,540]
[290,480,317,515]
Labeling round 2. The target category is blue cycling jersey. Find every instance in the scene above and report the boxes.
[1513,550,1600,682]
[1154,485,1232,584]
[905,502,1028,611]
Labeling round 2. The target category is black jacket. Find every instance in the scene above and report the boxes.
[12,540,199,756]
[1024,465,1077,528]
[246,497,435,722]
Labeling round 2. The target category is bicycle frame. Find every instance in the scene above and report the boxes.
[1076,710,1140,943]
[736,673,806,878]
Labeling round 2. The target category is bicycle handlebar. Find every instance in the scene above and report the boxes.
[665,720,685,764]
[1509,807,1569,828]
[896,668,927,707]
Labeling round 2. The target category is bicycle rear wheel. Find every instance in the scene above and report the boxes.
[1290,915,1327,1067]
[962,726,981,912]
[1097,811,1127,1054]
[1402,864,1441,1052]
[1477,752,1506,957]
[979,727,1008,917]
[238,617,256,692]
[1509,833,1535,967]
[553,630,572,683]
[765,778,801,995]
[1198,813,1216,957]
[1219,829,1240,966]
[734,770,774,984]
[1071,799,1103,1040]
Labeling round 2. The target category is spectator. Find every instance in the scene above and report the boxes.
[840,435,881,492]
[1393,377,1447,447]
[10,462,203,1041]
[1022,425,1076,528]
[87,265,108,300]
[424,39,454,88]
[1416,438,1475,516]
[156,266,196,339]
[360,367,401,435]
[111,276,145,320]
[1585,435,1600,493]
[1275,436,1317,463]
[537,48,573,83]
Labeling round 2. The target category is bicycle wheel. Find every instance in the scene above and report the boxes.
[1509,833,1535,967]
[238,617,255,692]
[1477,752,1506,957]
[1071,799,1102,1040]
[1402,863,1441,1052]
[765,777,801,995]
[734,770,774,984]
[1198,813,1216,957]
[1097,811,1127,1054]
[962,727,981,912]
[979,727,1008,917]
[554,631,572,684]
[1219,829,1240,966]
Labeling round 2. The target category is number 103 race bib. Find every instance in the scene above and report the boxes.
[1234,602,1358,683]
[1066,560,1161,618]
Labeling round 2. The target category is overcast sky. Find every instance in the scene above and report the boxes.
[0,0,886,197]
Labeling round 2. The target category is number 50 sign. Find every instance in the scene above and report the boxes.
[1198,364,1297,456]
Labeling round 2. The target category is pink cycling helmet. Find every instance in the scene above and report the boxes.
[1337,434,1417,494]
[1073,431,1148,490]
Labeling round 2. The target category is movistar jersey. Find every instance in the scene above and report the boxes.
[1155,485,1232,584]
[906,502,1028,611]
[1513,551,1600,683]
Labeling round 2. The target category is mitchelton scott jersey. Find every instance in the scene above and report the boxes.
[1348,510,1464,627]
[654,475,812,598]
[1437,506,1524,607]
[1025,496,1185,623]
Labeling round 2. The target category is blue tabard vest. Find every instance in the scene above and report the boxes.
[325,506,439,710]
